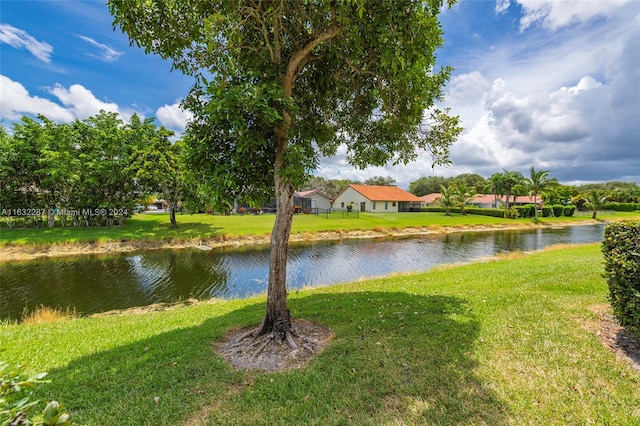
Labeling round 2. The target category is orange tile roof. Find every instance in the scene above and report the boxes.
[348,184,422,202]
[418,193,442,203]
[471,194,499,204]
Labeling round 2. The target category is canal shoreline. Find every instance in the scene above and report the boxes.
[0,219,611,262]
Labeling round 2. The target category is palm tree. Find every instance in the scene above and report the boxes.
[582,190,607,219]
[452,181,476,215]
[482,172,504,208]
[502,170,524,210]
[438,185,456,216]
[523,167,558,220]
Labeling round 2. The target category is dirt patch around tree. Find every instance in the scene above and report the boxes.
[587,305,640,372]
[215,318,334,372]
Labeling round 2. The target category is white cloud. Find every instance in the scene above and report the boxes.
[513,0,633,31]
[0,24,53,63]
[0,75,132,125]
[155,102,193,133]
[48,83,120,119]
[76,35,123,62]
[495,0,510,14]
[0,75,74,122]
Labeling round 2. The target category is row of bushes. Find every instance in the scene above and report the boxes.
[601,202,640,212]
[419,207,507,218]
[602,221,640,337]
[421,205,576,219]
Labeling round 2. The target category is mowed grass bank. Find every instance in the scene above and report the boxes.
[2,211,638,247]
[1,244,638,425]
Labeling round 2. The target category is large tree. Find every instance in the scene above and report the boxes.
[127,116,185,228]
[109,0,461,344]
[408,175,449,196]
[301,176,352,198]
[363,175,396,186]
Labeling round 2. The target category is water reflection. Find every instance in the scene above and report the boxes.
[1,224,606,320]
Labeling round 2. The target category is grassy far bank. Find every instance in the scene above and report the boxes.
[2,211,639,247]
[1,244,638,425]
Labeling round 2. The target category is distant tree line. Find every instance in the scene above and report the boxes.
[3,111,636,230]
[0,112,205,229]
[408,171,639,208]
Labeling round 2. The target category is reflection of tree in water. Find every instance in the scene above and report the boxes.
[129,250,230,301]
[3,224,607,320]
[1,251,232,319]
[1,255,153,319]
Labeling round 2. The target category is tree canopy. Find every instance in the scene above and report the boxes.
[109,0,462,344]
[0,112,189,228]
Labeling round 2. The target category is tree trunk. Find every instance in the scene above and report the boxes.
[256,170,295,341]
[47,209,55,228]
[163,184,178,229]
[169,206,177,228]
[250,21,342,343]
[254,95,296,341]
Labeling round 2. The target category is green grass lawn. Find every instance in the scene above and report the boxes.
[1,244,638,425]
[2,211,638,247]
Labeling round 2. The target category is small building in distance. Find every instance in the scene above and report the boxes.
[418,193,442,207]
[294,189,332,212]
[332,184,422,213]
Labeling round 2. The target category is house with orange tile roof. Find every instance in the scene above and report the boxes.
[419,193,541,209]
[471,194,542,209]
[332,184,422,212]
[469,194,504,209]
[418,193,442,207]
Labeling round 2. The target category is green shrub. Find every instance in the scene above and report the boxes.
[504,208,519,219]
[602,221,640,337]
[0,362,71,425]
[462,208,506,218]
[515,206,530,218]
[563,205,576,217]
[552,205,564,217]
[541,206,552,217]
[602,202,639,212]
[421,207,462,214]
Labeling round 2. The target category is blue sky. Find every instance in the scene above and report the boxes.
[1,0,639,188]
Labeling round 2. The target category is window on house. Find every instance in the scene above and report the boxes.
[372,201,376,210]
[385,201,388,210]
[392,202,396,207]
[341,202,344,208]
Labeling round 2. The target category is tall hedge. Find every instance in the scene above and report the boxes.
[552,205,564,217]
[602,221,640,336]
[602,202,640,212]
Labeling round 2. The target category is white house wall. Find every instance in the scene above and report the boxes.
[333,187,401,213]
[309,195,332,210]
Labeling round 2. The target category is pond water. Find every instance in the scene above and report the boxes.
[1,223,607,320]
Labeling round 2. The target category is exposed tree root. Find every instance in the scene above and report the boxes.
[215,318,333,372]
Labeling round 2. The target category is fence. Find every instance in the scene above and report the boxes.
[312,208,360,219]
[574,209,616,216]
